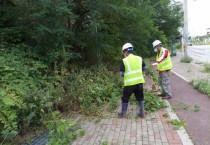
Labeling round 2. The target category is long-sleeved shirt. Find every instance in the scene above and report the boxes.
[156,48,169,63]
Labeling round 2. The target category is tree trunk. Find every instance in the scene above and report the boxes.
[2,0,7,7]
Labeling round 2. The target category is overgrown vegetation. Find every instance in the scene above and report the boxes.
[44,112,80,145]
[144,58,160,91]
[162,113,169,118]
[144,90,168,113]
[171,102,201,113]
[101,140,108,145]
[175,102,190,110]
[0,0,183,144]
[203,63,210,73]
[66,64,122,116]
[129,90,167,114]
[180,56,193,63]
[194,104,200,112]
[143,59,168,112]
[0,54,122,144]
[168,119,185,130]
[190,79,210,97]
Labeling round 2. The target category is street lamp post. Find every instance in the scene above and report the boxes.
[183,0,188,57]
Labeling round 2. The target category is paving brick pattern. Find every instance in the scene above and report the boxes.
[72,104,183,145]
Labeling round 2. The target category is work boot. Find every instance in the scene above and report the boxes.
[138,101,145,118]
[118,103,128,118]
[162,96,172,99]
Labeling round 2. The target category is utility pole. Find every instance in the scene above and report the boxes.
[183,0,188,57]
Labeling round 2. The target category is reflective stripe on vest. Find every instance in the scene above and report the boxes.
[156,48,172,71]
[123,54,145,86]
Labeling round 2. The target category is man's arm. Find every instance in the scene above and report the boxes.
[119,60,125,77]
[152,49,168,66]
[142,60,148,71]
[156,49,168,63]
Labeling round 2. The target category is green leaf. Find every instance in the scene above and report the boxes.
[1,130,18,140]
[2,97,15,106]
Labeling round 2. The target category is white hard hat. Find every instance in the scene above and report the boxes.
[122,43,133,52]
[152,40,162,48]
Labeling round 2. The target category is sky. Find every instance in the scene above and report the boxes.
[176,0,210,36]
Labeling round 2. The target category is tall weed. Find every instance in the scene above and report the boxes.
[144,90,167,113]
[0,44,67,143]
[66,65,122,115]
[190,79,210,97]
[203,63,210,73]
[180,56,193,63]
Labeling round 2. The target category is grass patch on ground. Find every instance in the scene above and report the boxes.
[203,63,210,73]
[190,79,210,97]
[173,102,190,110]
[194,104,200,112]
[168,119,185,130]
[180,56,193,63]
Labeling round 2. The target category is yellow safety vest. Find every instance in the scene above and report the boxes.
[123,54,145,86]
[156,47,172,71]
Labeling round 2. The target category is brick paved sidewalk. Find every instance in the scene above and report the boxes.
[71,55,201,145]
[72,104,185,145]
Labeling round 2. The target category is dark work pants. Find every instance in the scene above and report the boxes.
[122,84,144,103]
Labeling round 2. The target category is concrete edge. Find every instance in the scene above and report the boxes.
[164,100,194,145]
[171,70,190,82]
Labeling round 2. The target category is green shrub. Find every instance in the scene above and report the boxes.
[194,104,200,112]
[144,90,167,113]
[145,58,159,79]
[65,64,122,115]
[168,119,185,130]
[0,46,44,135]
[190,79,210,97]
[176,43,182,50]
[0,44,68,143]
[180,56,193,63]
[44,112,80,145]
[0,43,122,143]
[142,59,167,112]
[203,63,210,73]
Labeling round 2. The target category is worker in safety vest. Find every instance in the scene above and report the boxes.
[118,43,147,118]
[151,40,172,99]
